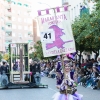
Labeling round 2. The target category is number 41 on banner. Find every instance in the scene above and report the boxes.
[40,30,55,42]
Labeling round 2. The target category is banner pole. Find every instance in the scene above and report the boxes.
[61,54,66,79]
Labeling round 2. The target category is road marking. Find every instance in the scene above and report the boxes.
[48,87,57,92]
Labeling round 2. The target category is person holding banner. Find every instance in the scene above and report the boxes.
[37,4,82,100]
[52,56,83,100]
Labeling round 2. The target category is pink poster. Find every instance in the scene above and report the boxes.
[37,6,76,57]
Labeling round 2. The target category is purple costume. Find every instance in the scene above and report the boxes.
[55,62,63,85]
[53,73,83,100]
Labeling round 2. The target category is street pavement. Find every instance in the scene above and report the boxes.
[0,77,100,100]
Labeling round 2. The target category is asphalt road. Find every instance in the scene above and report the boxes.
[0,77,100,100]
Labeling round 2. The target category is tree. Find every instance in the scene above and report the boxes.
[72,14,90,65]
[0,53,2,62]
[3,54,9,61]
[72,1,100,60]
[29,52,34,59]
[34,41,43,60]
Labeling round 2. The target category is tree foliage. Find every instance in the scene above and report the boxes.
[72,0,100,58]
[34,41,43,60]
[3,54,9,61]
[0,53,2,62]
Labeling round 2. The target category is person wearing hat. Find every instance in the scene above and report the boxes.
[52,55,83,100]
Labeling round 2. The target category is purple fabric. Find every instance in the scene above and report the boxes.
[56,62,61,72]
[56,7,60,12]
[56,73,63,85]
[69,82,73,87]
[73,93,82,100]
[70,71,74,80]
[38,10,41,16]
[57,79,63,85]
[64,6,68,11]
[46,9,49,14]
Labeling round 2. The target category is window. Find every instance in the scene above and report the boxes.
[7,24,12,28]
[24,26,28,30]
[12,25,16,29]
[12,10,15,13]
[24,18,26,23]
[24,34,27,37]
[8,16,11,20]
[12,32,15,37]
[18,25,22,29]
[7,8,11,12]
[24,4,28,7]
[6,24,12,29]
[12,17,16,21]
[19,33,22,38]
[5,17,8,21]
[12,1,16,5]
[17,11,21,15]
[24,12,27,16]
[29,26,32,31]
[17,2,22,6]
[6,32,12,36]
[18,18,21,22]
[6,40,12,44]
[27,18,31,24]
[12,41,16,43]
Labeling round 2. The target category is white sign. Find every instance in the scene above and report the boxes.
[40,30,55,42]
[37,7,76,57]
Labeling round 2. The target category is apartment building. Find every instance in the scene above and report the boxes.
[1,0,33,52]
[33,19,40,43]
[0,0,5,52]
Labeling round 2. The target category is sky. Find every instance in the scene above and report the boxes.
[31,0,94,36]
[32,0,83,17]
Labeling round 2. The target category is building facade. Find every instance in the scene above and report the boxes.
[0,0,33,52]
[33,19,40,43]
[0,0,5,52]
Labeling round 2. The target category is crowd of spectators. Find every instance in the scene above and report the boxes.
[40,56,100,90]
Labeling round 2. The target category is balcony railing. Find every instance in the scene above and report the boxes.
[5,29,12,34]
[5,22,12,25]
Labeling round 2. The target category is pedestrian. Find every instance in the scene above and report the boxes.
[30,60,41,83]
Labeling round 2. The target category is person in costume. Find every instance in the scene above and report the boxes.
[55,61,63,87]
[52,55,83,100]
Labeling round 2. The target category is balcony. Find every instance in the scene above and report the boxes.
[5,40,12,47]
[5,26,12,32]
[5,36,12,41]
[28,32,32,35]
[5,22,12,26]
[6,0,11,2]
[1,27,5,31]
[28,40,33,43]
